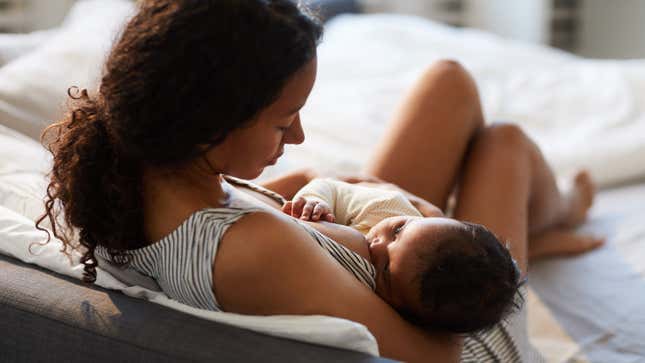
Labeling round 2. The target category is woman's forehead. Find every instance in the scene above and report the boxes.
[266,58,318,114]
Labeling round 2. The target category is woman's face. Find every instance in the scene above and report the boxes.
[205,57,318,180]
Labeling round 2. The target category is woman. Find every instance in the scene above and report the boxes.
[37,1,601,362]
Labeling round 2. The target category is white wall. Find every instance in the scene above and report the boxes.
[464,0,551,45]
[361,0,437,18]
[363,0,552,45]
[24,0,75,31]
[577,0,645,59]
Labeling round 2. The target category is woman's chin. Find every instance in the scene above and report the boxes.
[228,167,265,181]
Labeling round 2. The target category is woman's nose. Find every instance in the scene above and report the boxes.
[284,115,305,145]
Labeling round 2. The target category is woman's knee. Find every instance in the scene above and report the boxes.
[421,60,476,92]
[471,122,532,156]
[419,59,483,126]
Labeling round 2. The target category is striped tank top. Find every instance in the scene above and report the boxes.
[95,177,376,311]
[96,176,540,363]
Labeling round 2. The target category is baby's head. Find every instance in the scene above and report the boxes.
[366,216,522,334]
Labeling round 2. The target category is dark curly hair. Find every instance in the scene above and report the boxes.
[400,222,524,334]
[35,0,323,283]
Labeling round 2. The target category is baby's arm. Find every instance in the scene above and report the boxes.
[284,179,339,222]
[358,182,444,217]
[283,197,335,222]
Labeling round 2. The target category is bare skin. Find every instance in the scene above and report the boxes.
[142,59,601,362]
[362,60,603,272]
[143,59,463,362]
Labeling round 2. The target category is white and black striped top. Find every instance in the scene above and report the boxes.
[95,189,376,311]
[96,177,540,363]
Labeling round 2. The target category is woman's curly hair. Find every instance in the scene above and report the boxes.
[35,0,323,283]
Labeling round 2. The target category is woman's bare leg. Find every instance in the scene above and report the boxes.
[364,60,484,211]
[453,123,603,273]
[524,147,596,235]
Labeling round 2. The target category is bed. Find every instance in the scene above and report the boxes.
[1,1,644,362]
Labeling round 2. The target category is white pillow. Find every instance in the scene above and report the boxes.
[0,29,58,66]
[0,0,135,140]
[0,124,50,223]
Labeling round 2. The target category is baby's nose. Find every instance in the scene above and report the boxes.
[368,238,386,259]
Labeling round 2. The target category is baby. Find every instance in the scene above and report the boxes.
[282,178,522,334]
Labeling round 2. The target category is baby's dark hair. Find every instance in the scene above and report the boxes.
[401,221,524,334]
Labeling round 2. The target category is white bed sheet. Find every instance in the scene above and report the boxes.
[1,8,645,362]
[261,14,645,189]
[528,183,645,363]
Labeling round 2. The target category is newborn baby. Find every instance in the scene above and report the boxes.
[283,178,522,333]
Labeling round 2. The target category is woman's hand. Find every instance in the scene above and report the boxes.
[282,196,335,222]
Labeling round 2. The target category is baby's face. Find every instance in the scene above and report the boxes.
[366,216,465,311]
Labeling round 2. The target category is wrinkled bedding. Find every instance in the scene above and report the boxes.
[1,8,645,362]
[264,15,645,189]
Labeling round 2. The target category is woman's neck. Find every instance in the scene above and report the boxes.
[141,165,228,243]
[144,165,227,208]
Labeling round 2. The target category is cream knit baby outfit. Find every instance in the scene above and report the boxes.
[293,178,422,235]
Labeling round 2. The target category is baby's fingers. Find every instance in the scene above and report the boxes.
[300,201,317,220]
[291,197,306,217]
[311,203,325,221]
[311,203,329,221]
[323,213,335,223]
[281,201,293,215]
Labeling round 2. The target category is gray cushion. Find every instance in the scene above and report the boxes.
[0,254,391,363]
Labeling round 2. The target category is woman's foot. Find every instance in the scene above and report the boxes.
[529,228,605,260]
[559,170,595,228]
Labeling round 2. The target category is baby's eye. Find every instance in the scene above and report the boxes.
[393,222,406,235]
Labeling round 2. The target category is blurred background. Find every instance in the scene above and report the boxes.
[0,0,644,59]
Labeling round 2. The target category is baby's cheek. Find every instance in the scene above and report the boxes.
[373,274,396,307]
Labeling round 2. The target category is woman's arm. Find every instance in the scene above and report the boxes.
[258,168,316,200]
[213,211,462,362]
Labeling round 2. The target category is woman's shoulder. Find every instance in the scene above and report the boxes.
[211,210,463,362]
[215,210,310,259]
[210,210,324,312]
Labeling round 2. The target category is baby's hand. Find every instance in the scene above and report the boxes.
[282,197,335,222]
